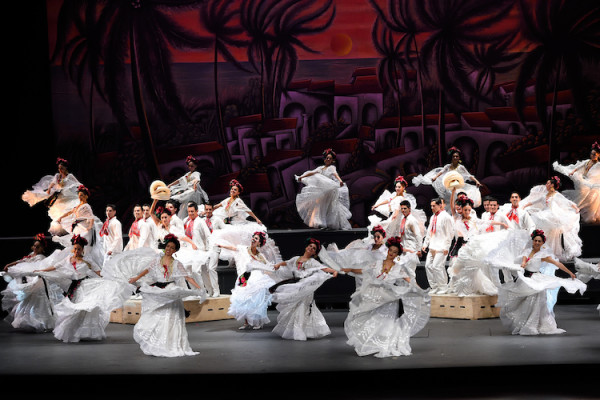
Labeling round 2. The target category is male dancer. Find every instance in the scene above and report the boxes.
[421,197,454,294]
[200,203,225,297]
[99,203,123,264]
[139,203,158,249]
[124,204,144,251]
[502,191,536,233]
[181,201,212,292]
[481,196,509,233]
[398,200,423,274]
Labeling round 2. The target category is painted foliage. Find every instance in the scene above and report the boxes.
[45,0,600,228]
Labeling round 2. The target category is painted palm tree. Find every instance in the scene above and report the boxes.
[369,0,428,147]
[51,0,105,153]
[469,34,523,110]
[371,18,408,147]
[513,0,600,174]
[415,0,516,165]
[199,0,250,173]
[96,0,210,179]
[240,0,280,119]
[271,0,336,118]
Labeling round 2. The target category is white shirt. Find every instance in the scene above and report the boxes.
[398,213,423,253]
[480,211,509,233]
[500,204,536,233]
[100,217,123,255]
[182,215,211,251]
[422,210,454,251]
[138,217,158,249]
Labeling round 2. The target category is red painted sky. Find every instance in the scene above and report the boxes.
[46,0,530,65]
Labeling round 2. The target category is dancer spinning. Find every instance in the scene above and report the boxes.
[413,146,482,208]
[485,229,586,335]
[270,238,339,340]
[168,155,209,220]
[1,234,63,332]
[371,175,426,236]
[295,148,352,230]
[33,235,132,343]
[128,234,206,357]
[325,225,388,289]
[521,176,582,261]
[22,157,82,233]
[343,236,430,358]
[553,141,600,224]
[219,231,283,330]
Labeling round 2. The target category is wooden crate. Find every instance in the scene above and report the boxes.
[110,295,234,324]
[430,294,499,320]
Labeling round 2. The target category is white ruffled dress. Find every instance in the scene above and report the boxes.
[227,246,282,328]
[170,171,209,219]
[133,257,207,357]
[413,164,482,208]
[553,160,600,224]
[22,172,82,230]
[344,258,430,358]
[521,185,582,261]
[1,253,64,332]
[50,256,133,343]
[371,190,427,237]
[295,165,352,230]
[270,257,335,340]
[484,231,587,335]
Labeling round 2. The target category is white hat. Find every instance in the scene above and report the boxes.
[150,180,171,200]
[443,171,465,190]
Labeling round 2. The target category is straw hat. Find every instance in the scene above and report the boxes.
[150,180,171,200]
[443,171,465,189]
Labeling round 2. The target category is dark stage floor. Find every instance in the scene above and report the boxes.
[1,303,598,399]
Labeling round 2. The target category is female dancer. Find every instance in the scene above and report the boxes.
[1,234,63,332]
[485,229,586,335]
[128,234,206,357]
[413,146,482,208]
[52,185,100,244]
[343,236,430,358]
[33,235,132,343]
[574,258,600,316]
[521,176,581,261]
[553,141,600,224]
[270,238,339,340]
[168,155,209,220]
[210,179,266,262]
[371,175,426,236]
[325,225,388,289]
[218,231,283,330]
[446,194,508,296]
[295,148,352,230]
[22,157,82,233]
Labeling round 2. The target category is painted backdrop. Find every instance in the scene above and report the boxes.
[40,0,600,230]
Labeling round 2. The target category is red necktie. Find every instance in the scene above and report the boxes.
[100,218,111,237]
[464,220,470,231]
[163,264,169,278]
[400,216,407,238]
[206,218,213,233]
[507,207,519,224]
[129,219,141,237]
[431,212,440,234]
[185,218,195,238]
[486,213,495,232]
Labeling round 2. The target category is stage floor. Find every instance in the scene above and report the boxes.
[1,304,598,399]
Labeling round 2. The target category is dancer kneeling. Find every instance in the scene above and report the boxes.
[128,234,206,357]
[343,237,430,358]
[220,231,283,330]
[269,238,339,340]
[485,229,586,335]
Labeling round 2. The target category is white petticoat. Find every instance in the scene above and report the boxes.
[228,270,276,327]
